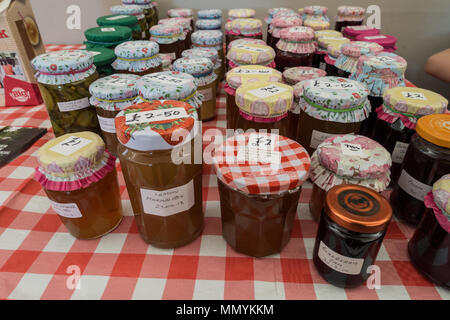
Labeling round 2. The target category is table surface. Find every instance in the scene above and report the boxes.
[0,45,448,300]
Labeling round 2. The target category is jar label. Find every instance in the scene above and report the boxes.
[97,115,116,134]
[310,130,335,149]
[341,143,364,157]
[373,56,395,64]
[233,69,275,75]
[401,92,427,101]
[318,241,364,275]
[398,170,432,201]
[57,97,90,112]
[311,79,357,90]
[248,84,288,99]
[319,62,326,70]
[49,200,82,219]
[364,35,387,40]
[101,27,116,32]
[147,73,189,86]
[49,136,93,156]
[199,87,213,101]
[106,15,128,21]
[391,141,409,164]
[125,107,188,125]
[234,44,267,52]
[348,26,370,30]
[140,179,195,217]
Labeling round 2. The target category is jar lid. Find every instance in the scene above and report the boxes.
[115,100,199,151]
[327,43,344,59]
[355,34,398,48]
[226,65,282,90]
[317,36,350,50]
[114,40,159,59]
[336,6,366,18]
[283,67,327,85]
[85,26,133,44]
[89,74,140,110]
[314,29,342,41]
[228,8,256,19]
[272,11,300,20]
[168,8,193,18]
[123,0,153,8]
[230,18,262,35]
[159,17,192,30]
[227,43,275,66]
[191,30,223,46]
[266,8,293,23]
[433,174,450,216]
[173,56,214,77]
[212,133,311,195]
[196,19,222,30]
[304,18,330,31]
[280,25,314,42]
[110,5,145,19]
[343,25,380,37]
[228,38,266,51]
[271,15,303,29]
[341,41,384,58]
[85,47,117,67]
[198,9,223,19]
[416,114,450,148]
[136,71,198,101]
[182,48,219,65]
[325,184,392,234]
[236,81,293,117]
[304,6,328,15]
[97,14,139,29]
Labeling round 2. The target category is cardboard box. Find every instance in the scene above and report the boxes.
[0,0,44,107]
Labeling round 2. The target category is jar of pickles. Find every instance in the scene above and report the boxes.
[269,15,303,49]
[315,35,349,70]
[334,6,365,32]
[235,81,293,136]
[84,26,133,49]
[227,43,276,70]
[112,40,162,76]
[110,5,149,39]
[115,100,203,248]
[356,34,398,53]
[334,41,384,78]
[390,114,450,225]
[167,8,194,30]
[313,184,392,288]
[32,50,101,137]
[225,65,282,130]
[173,57,218,121]
[226,38,266,72]
[373,87,448,186]
[309,134,392,222]
[89,74,140,156]
[191,30,225,74]
[283,66,327,86]
[212,132,311,257]
[150,24,185,60]
[182,48,223,83]
[35,132,123,239]
[409,174,450,289]
[97,14,142,40]
[195,19,222,31]
[275,26,316,72]
[296,76,371,155]
[122,0,158,30]
[226,18,263,47]
[85,47,116,78]
[198,9,223,20]
[343,25,380,40]
[159,17,193,49]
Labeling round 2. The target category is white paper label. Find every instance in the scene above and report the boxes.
[141,180,195,217]
[401,92,427,101]
[364,35,387,40]
[89,51,102,57]
[199,87,213,101]
[148,74,189,86]
[168,52,176,60]
[318,241,364,275]
[311,79,357,90]
[248,133,277,151]
[50,136,93,156]
[236,134,281,166]
[233,69,275,75]
[248,84,287,99]
[319,62,326,70]
[391,141,409,164]
[97,115,116,134]
[348,25,371,30]
[106,15,129,20]
[234,44,267,52]
[374,56,395,64]
[398,170,432,201]
[341,143,364,157]
[125,108,188,125]
[101,27,116,32]
[49,200,82,219]
[57,97,90,112]
[310,130,335,149]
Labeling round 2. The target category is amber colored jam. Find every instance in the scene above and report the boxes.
[45,169,123,239]
[309,183,326,222]
[198,80,218,121]
[235,112,289,137]
[95,107,120,156]
[359,96,384,137]
[115,64,163,77]
[218,179,301,257]
[334,20,363,32]
[313,52,326,70]
[390,134,450,225]
[408,208,450,289]
[226,91,238,130]
[158,40,185,60]
[275,49,314,72]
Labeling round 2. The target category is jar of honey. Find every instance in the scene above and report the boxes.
[85,47,116,78]
[112,40,162,76]
[343,25,380,40]
[150,24,185,60]
[110,5,149,39]
[334,41,384,78]
[269,15,303,49]
[167,8,194,30]
[227,43,276,70]
[334,6,365,32]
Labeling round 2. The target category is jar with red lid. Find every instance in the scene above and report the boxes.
[269,15,303,49]
[356,34,398,53]
[150,24,185,61]
[226,18,263,47]
[334,6,365,32]
[227,43,276,70]
[334,41,384,78]
[343,25,380,40]
[265,8,295,45]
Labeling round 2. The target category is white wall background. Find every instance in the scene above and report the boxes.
[30,0,450,99]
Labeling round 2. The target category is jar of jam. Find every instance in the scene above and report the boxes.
[313,184,392,288]
[112,40,162,76]
[356,34,398,53]
[84,26,133,49]
[89,73,140,156]
[195,19,222,31]
[226,18,263,45]
[225,66,282,130]
[227,43,276,70]
[97,14,142,40]
[35,132,123,239]
[85,47,116,78]
[350,52,408,137]
[226,38,266,72]
[334,6,365,32]
[168,8,194,30]
[390,114,450,225]
[150,24,185,60]
[191,30,225,75]
[409,174,450,289]
[315,35,349,70]
[235,81,293,136]
[123,0,158,30]
[227,8,256,22]
[343,25,380,40]
[323,43,344,77]
[159,17,193,49]
[309,134,392,222]
[334,41,384,78]
[297,76,371,155]
[32,50,101,137]
[304,17,331,32]
[212,132,311,257]
[265,8,294,45]
[312,30,342,69]
[115,100,203,247]
[110,5,149,40]
[303,6,329,20]
[283,66,327,86]
[198,9,223,21]
[269,15,303,49]
[373,87,448,186]
[182,47,223,83]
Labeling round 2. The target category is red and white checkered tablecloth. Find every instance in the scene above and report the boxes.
[0,45,448,300]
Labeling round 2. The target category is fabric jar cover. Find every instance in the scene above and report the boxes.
[350,52,407,97]
[304,17,331,31]
[228,8,256,20]
[227,38,266,52]
[299,76,371,123]
[324,43,344,65]
[270,15,303,38]
[35,132,116,192]
[172,57,217,87]
[198,9,223,20]
[377,87,449,130]
[32,50,96,85]
[191,30,224,51]
[310,134,392,192]
[283,67,327,85]
[265,8,294,24]
[425,174,450,233]
[122,0,154,9]
[196,19,222,30]
[225,65,282,95]
[84,26,133,48]
[159,17,192,32]
[277,26,316,55]
[303,5,328,17]
[159,53,173,70]
[334,41,384,73]
[343,25,380,39]
[111,4,145,20]
[317,36,350,52]
[335,6,366,22]
[150,24,185,45]
[135,71,203,108]
[112,40,161,72]
[89,73,140,111]
[314,29,342,41]
[115,100,200,152]
[167,8,193,19]
[230,18,263,36]
[227,43,276,67]
[182,48,219,66]
[97,14,140,34]
[355,34,398,52]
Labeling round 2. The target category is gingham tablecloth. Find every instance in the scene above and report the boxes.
[0,45,448,300]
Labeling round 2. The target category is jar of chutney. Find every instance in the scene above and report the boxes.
[85,47,116,78]
[112,40,162,76]
[122,0,158,30]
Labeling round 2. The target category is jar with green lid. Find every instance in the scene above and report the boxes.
[111,4,149,39]
[122,0,158,30]
[32,50,101,137]
[112,40,162,76]
[85,47,116,78]
[84,26,133,49]
[97,14,142,40]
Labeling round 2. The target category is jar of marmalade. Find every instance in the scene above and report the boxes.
[115,100,203,248]
[313,184,392,288]
[297,76,371,155]
[112,40,162,76]
[235,81,293,136]
[150,24,185,60]
[356,34,398,53]
[373,87,448,186]
[409,174,450,289]
[35,132,123,239]
[191,30,225,75]
[84,26,133,49]
[390,114,450,225]
[343,25,380,40]
[212,133,311,257]
[334,6,365,32]
[265,8,294,45]
[122,0,158,30]
[110,5,149,39]
[334,41,384,78]
[225,65,282,130]
[89,73,140,156]
[97,14,142,40]
[227,43,276,70]
[309,134,392,222]
[315,35,349,70]
[159,17,193,49]
[85,47,116,78]
[168,8,194,30]
[226,38,266,72]
[275,26,316,72]
[269,15,303,49]
[182,47,223,83]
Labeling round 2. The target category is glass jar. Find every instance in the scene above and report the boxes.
[265,8,294,45]
[112,40,162,76]
[35,132,123,239]
[324,43,346,77]
[334,6,365,32]
[89,74,140,156]
[150,24,185,60]
[159,17,193,50]
[296,76,371,155]
[226,38,266,72]
[167,8,194,30]
[122,0,158,30]
[313,31,344,69]
[343,25,380,40]
[355,34,398,53]
[227,43,276,70]
[97,14,142,40]
[390,114,450,225]
[85,47,116,78]
[182,48,223,84]
[313,184,392,288]
[302,5,329,21]
[84,26,133,49]
[408,174,450,289]
[309,134,391,222]
[115,100,203,248]
[275,26,315,72]
[226,18,263,46]
[334,41,384,78]
[315,35,349,71]
[191,30,225,75]
[212,133,311,257]
[32,50,101,137]
[373,87,448,186]
[270,15,303,49]
[110,5,149,40]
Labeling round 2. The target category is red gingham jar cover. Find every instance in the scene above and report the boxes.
[212,133,311,195]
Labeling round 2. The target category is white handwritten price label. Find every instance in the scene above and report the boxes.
[237,134,281,166]
[148,74,189,86]
[310,130,335,149]
[233,68,273,75]
[199,87,213,101]
[248,84,287,99]
[341,143,365,157]
[311,79,357,90]
[106,15,128,20]
[398,170,432,201]
[318,241,364,275]
[125,108,188,125]
[348,25,371,30]
[235,44,267,52]
[401,92,427,101]
[101,27,116,32]
[248,133,277,151]
[50,136,93,156]
[392,141,409,164]
[373,56,396,64]
[49,201,82,218]
[97,115,116,133]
